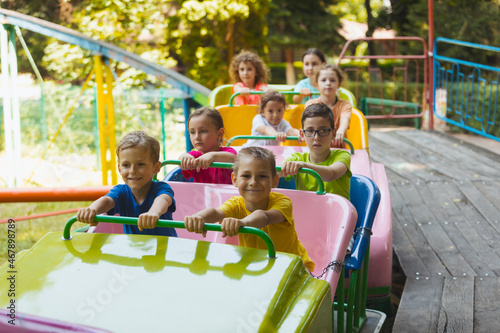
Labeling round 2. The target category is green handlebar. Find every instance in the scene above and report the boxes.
[225,135,354,154]
[156,160,326,195]
[228,91,305,107]
[63,215,277,258]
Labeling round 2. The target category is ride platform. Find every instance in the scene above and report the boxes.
[369,128,500,332]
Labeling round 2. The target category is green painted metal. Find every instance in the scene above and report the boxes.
[155,160,326,195]
[160,88,167,178]
[360,97,420,129]
[0,231,331,331]
[63,215,277,258]
[225,135,355,155]
[229,91,300,107]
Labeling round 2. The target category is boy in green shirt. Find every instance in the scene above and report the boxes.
[281,102,352,200]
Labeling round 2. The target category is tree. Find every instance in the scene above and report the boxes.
[267,0,343,84]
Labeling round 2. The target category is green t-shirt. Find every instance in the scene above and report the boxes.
[284,150,352,200]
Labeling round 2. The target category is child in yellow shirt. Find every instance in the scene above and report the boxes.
[184,146,315,271]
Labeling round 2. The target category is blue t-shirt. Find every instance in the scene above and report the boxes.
[106,181,177,237]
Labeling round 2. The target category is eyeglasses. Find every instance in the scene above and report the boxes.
[302,128,333,137]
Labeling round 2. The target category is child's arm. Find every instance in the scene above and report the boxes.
[281,160,348,182]
[194,151,236,171]
[255,125,288,143]
[77,196,115,225]
[220,209,285,237]
[233,84,251,96]
[184,208,226,237]
[286,128,304,143]
[334,115,351,147]
[137,193,173,231]
[293,88,311,104]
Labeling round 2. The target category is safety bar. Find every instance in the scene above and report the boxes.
[229,91,310,107]
[63,215,276,258]
[225,135,355,154]
[155,160,326,195]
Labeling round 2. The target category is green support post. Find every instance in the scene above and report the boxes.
[160,88,167,178]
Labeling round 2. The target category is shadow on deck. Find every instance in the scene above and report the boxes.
[369,128,500,333]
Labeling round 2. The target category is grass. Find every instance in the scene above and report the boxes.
[0,201,91,265]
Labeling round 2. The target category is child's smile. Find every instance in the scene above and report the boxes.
[232,157,279,211]
[118,147,161,202]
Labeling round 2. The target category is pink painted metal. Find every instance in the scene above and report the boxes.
[92,181,358,297]
[337,37,429,124]
[263,146,393,295]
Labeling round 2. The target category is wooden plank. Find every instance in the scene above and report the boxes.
[460,179,500,235]
[369,131,442,181]
[392,212,429,277]
[392,276,444,333]
[422,181,496,277]
[390,182,449,277]
[470,179,500,214]
[374,130,487,181]
[437,277,474,333]
[394,181,475,277]
[402,130,500,179]
[474,277,500,332]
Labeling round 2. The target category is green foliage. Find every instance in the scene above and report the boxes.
[267,0,343,53]
[166,0,270,89]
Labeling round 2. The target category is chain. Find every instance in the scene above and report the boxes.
[308,260,345,279]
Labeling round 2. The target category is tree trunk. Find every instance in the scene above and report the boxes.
[285,47,295,85]
[365,0,377,67]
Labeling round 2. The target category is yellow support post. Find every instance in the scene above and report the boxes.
[94,55,118,185]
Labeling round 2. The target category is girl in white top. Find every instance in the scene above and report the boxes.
[245,90,303,147]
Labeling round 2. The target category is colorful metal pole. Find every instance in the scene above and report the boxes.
[428,0,435,130]
[94,55,118,185]
[93,85,101,170]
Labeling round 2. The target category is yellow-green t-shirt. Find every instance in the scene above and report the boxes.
[284,150,352,200]
[219,192,315,271]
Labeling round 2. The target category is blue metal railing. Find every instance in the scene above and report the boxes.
[433,37,500,142]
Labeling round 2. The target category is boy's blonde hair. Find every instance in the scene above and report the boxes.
[233,147,277,178]
[314,63,345,85]
[116,131,160,163]
[229,50,270,85]
[258,89,287,114]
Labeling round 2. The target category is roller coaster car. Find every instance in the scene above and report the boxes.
[0,181,358,332]
[206,85,393,320]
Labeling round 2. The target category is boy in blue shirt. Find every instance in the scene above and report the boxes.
[77,131,177,237]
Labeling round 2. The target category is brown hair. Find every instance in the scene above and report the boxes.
[187,106,224,130]
[301,103,335,130]
[233,147,277,178]
[314,64,345,85]
[258,89,287,114]
[116,131,160,163]
[302,48,326,63]
[229,50,270,85]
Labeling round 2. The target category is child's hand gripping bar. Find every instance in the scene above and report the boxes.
[155,160,326,195]
[63,215,277,259]
[224,135,355,154]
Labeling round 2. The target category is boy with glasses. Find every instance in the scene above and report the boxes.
[281,103,352,200]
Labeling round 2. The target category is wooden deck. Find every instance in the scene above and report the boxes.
[368,129,500,333]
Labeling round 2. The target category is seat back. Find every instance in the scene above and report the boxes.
[345,175,381,270]
[216,104,307,146]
